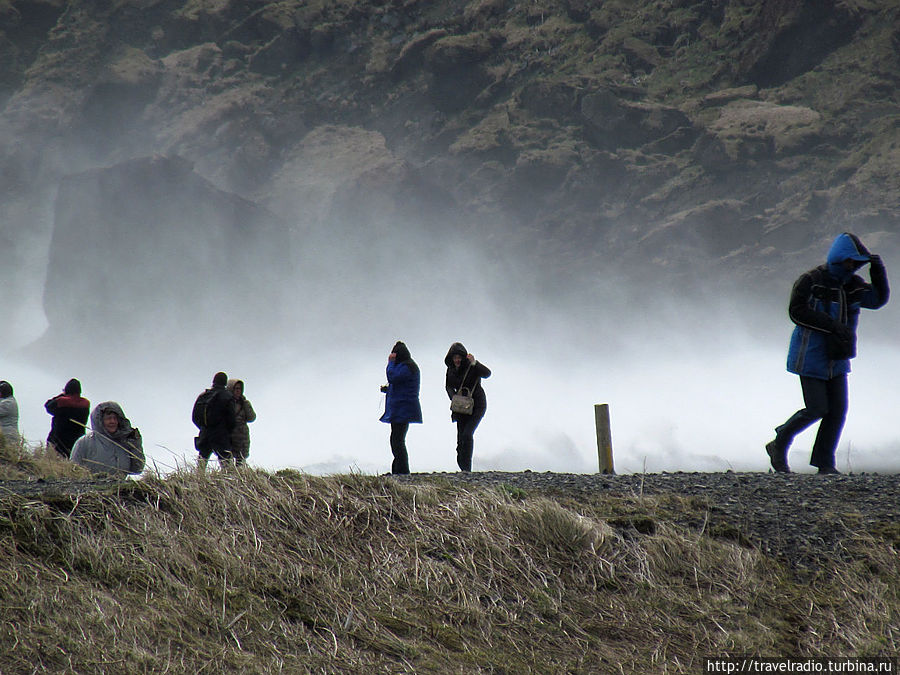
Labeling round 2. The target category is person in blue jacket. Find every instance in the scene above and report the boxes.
[766,233,889,474]
[379,341,422,474]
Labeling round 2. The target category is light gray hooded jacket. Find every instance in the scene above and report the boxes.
[71,401,144,476]
[0,396,19,444]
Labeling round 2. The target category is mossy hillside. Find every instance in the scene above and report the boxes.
[3,0,900,313]
[0,469,897,673]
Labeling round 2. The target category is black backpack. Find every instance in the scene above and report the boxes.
[192,389,220,429]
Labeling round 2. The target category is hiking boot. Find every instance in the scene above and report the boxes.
[817,466,841,475]
[765,440,790,473]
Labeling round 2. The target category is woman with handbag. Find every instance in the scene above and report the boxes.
[380,341,422,474]
[444,342,491,472]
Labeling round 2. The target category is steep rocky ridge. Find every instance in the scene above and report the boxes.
[1,0,898,349]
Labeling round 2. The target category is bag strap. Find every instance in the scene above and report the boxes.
[456,362,473,395]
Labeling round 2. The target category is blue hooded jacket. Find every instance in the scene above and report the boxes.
[380,342,423,424]
[786,233,889,379]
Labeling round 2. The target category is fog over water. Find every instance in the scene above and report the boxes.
[4,250,899,475]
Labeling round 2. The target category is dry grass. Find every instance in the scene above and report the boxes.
[0,469,897,673]
[0,435,91,480]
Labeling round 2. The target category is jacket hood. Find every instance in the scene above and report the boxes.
[444,342,468,367]
[90,401,134,440]
[64,378,82,395]
[827,233,870,265]
[827,233,870,283]
[391,341,419,375]
[226,379,244,394]
[0,381,12,398]
[392,341,411,363]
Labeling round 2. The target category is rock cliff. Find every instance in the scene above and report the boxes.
[1,0,898,349]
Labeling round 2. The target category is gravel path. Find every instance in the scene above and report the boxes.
[396,471,900,572]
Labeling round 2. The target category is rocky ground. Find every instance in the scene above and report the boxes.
[397,470,900,572]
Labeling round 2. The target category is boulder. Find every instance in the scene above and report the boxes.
[705,100,826,159]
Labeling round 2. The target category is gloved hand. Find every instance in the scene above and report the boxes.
[833,322,852,338]
[849,233,871,258]
[828,323,856,359]
[868,253,882,268]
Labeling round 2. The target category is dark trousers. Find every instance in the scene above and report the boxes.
[390,423,410,474]
[774,375,848,469]
[455,414,483,472]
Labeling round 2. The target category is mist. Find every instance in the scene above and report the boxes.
[3,122,898,479]
[5,261,899,476]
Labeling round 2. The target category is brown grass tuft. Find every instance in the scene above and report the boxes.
[0,470,896,672]
[0,435,91,481]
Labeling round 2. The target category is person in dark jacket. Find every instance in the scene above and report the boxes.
[226,378,256,467]
[44,378,91,458]
[379,341,423,474]
[193,371,237,473]
[766,233,889,474]
[445,342,491,472]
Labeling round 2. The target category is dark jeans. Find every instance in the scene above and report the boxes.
[390,423,410,474]
[196,439,234,462]
[455,414,484,472]
[774,375,848,469]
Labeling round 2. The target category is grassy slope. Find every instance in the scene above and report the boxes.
[0,466,897,673]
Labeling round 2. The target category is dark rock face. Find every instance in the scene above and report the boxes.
[581,90,693,151]
[41,156,290,359]
[1,0,899,350]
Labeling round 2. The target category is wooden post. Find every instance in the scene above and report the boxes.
[594,404,614,475]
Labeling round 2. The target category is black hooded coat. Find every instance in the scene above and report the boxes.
[444,342,491,421]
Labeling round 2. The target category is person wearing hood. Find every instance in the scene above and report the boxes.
[0,381,19,445]
[192,371,237,472]
[71,401,144,476]
[767,233,889,474]
[444,342,491,472]
[226,378,256,466]
[379,341,422,474]
[45,378,91,458]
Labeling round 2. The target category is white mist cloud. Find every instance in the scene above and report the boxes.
[7,317,898,476]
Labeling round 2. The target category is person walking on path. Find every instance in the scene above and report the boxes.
[766,233,889,474]
[71,401,144,476]
[444,342,491,472]
[44,378,90,458]
[379,341,422,474]
[192,371,237,473]
[0,381,19,445]
[226,378,256,467]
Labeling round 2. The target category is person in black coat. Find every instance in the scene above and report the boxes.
[444,342,491,472]
[192,371,237,472]
[44,378,91,458]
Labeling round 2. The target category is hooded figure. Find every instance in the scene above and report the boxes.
[0,381,19,444]
[226,378,256,466]
[444,342,491,472]
[71,401,144,476]
[767,233,889,474]
[379,341,422,474]
[45,378,91,458]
